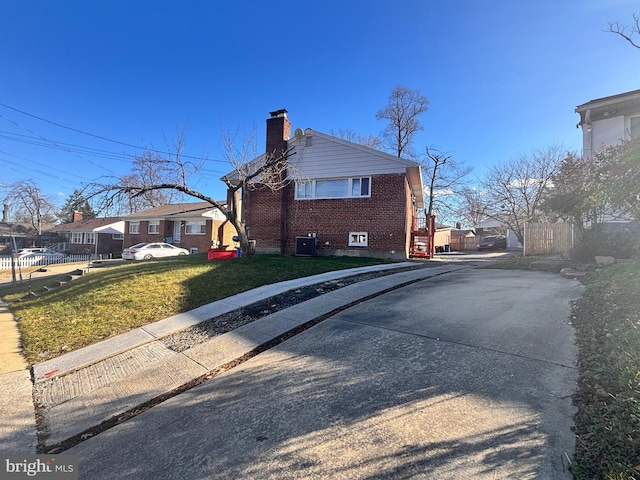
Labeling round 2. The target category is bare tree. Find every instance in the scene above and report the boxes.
[329,128,382,150]
[479,146,567,244]
[456,187,491,228]
[376,85,429,158]
[422,147,472,225]
[5,180,57,239]
[90,127,294,257]
[607,12,640,49]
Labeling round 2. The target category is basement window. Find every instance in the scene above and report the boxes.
[348,232,368,247]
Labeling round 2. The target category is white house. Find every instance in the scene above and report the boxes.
[575,89,640,158]
[576,89,640,228]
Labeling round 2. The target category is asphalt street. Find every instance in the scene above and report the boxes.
[68,267,584,479]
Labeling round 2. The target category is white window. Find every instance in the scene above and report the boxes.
[129,221,140,234]
[71,232,83,244]
[185,221,206,235]
[351,177,370,196]
[296,181,312,199]
[295,177,372,200]
[348,232,368,247]
[316,179,349,198]
[112,234,124,240]
[148,221,160,234]
[85,233,96,245]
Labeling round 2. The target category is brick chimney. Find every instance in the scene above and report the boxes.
[2,204,8,223]
[266,109,290,158]
[72,210,83,222]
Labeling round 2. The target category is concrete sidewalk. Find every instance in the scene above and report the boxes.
[0,300,37,454]
[1,260,468,454]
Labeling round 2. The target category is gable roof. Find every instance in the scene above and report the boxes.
[49,217,124,234]
[122,202,226,221]
[223,128,425,209]
[576,89,640,126]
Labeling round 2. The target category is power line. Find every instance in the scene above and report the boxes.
[0,112,114,174]
[0,101,230,164]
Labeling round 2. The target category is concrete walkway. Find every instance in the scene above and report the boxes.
[0,300,37,454]
[0,260,467,455]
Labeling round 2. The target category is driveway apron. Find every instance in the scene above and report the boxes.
[68,268,583,479]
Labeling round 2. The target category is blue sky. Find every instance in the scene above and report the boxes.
[1,0,639,207]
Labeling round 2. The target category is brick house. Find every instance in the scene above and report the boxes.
[232,110,426,260]
[49,212,124,258]
[121,202,237,255]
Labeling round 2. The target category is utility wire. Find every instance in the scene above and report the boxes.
[0,112,114,174]
[0,101,229,164]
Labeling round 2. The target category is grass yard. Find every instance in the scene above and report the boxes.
[1,254,389,364]
[569,256,640,480]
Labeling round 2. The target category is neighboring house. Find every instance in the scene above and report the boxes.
[576,88,640,159]
[49,212,125,258]
[576,89,640,228]
[229,109,426,260]
[121,202,237,255]
[0,204,59,254]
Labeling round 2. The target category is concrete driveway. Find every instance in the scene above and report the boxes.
[69,267,583,479]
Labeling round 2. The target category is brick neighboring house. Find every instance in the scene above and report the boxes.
[229,109,426,260]
[122,202,237,254]
[49,212,125,257]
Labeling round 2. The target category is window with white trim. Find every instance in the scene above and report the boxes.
[295,177,371,200]
[348,232,368,247]
[148,221,160,234]
[129,221,140,234]
[85,233,96,245]
[71,232,83,244]
[185,221,206,235]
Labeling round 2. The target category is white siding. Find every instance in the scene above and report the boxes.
[287,131,416,180]
[588,116,625,156]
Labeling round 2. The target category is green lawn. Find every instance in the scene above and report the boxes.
[1,254,389,364]
[569,256,640,480]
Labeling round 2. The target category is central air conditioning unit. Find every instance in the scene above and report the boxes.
[295,236,317,256]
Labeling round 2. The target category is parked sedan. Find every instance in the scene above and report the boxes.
[477,235,507,251]
[16,248,67,266]
[122,243,190,260]
[17,248,65,258]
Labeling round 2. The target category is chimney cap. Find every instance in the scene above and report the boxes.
[269,109,288,118]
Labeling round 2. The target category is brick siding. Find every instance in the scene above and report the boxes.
[246,173,413,257]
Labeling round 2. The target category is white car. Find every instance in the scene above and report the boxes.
[17,248,66,258]
[16,248,67,266]
[122,243,190,260]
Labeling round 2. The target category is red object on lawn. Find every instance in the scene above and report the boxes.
[207,249,238,261]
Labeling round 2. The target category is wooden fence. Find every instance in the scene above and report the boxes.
[524,223,574,256]
[450,236,478,251]
[0,255,93,271]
